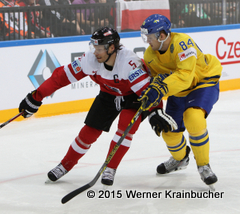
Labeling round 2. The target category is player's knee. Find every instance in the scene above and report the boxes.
[118,109,141,135]
[183,107,206,135]
[78,125,102,145]
[116,129,133,141]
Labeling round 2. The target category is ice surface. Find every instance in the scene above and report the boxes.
[0,90,240,214]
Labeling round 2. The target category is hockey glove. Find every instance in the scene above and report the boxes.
[19,91,42,118]
[148,109,178,136]
[138,74,169,111]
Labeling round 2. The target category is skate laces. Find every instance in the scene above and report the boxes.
[198,164,214,178]
[102,167,116,181]
[51,164,68,179]
[164,157,181,170]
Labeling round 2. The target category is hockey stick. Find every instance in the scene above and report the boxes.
[0,112,24,129]
[61,98,147,204]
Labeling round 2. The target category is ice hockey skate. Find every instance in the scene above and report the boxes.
[198,164,218,191]
[47,163,68,182]
[157,146,191,174]
[101,167,116,186]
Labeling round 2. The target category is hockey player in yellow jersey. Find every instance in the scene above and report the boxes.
[139,14,222,189]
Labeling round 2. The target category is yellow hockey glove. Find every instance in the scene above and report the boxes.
[138,74,169,111]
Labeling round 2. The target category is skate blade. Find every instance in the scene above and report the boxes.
[102,184,109,190]
[208,184,215,191]
[45,179,56,184]
[177,166,187,171]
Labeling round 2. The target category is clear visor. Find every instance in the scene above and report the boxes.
[141,33,159,43]
[89,42,107,54]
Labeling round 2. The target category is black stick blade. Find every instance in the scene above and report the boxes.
[61,184,91,204]
[60,101,147,204]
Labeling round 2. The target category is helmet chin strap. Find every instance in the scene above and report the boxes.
[104,52,112,63]
[104,47,116,63]
[158,33,170,51]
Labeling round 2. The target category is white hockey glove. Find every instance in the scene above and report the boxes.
[148,109,178,137]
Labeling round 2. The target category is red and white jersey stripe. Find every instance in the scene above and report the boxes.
[34,47,150,101]
[65,47,150,96]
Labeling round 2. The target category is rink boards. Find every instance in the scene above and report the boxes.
[0,24,240,122]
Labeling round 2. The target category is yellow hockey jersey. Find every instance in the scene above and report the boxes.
[144,32,222,97]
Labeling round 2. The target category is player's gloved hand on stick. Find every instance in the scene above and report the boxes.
[138,74,169,111]
[148,109,178,136]
[19,91,42,118]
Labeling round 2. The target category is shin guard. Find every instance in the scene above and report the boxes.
[184,107,209,166]
[61,125,102,171]
[106,109,142,169]
[189,130,210,166]
[106,131,132,169]
[162,132,187,161]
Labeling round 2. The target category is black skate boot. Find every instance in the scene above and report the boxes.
[47,163,68,182]
[198,164,218,190]
[157,146,191,174]
[101,167,116,186]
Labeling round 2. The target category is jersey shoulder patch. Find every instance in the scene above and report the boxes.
[71,60,82,74]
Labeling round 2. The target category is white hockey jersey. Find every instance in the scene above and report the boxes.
[34,47,150,101]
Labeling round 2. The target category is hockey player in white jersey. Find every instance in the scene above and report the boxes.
[19,27,177,186]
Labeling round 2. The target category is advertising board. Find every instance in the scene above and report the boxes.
[0,24,239,122]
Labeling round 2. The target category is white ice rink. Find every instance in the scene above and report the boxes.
[0,90,240,214]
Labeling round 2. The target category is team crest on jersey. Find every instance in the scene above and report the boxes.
[71,60,82,74]
[128,68,145,83]
[178,47,197,62]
